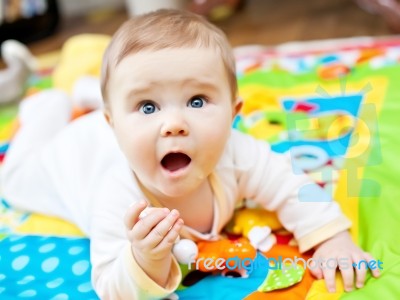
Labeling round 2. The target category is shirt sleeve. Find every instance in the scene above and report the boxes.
[89,164,182,299]
[230,130,351,252]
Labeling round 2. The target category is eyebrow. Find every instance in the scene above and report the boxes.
[126,84,153,99]
[182,78,219,92]
[126,78,219,99]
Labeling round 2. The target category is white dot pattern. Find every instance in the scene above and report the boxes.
[0,236,98,299]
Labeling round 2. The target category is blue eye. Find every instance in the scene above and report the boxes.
[189,97,205,108]
[140,102,157,114]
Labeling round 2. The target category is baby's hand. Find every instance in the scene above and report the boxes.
[310,231,380,293]
[124,201,184,286]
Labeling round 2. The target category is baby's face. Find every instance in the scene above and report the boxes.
[106,48,238,199]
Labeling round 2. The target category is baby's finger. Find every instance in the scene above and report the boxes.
[309,260,323,280]
[153,218,184,254]
[124,201,147,230]
[145,209,180,248]
[130,207,170,240]
[352,255,367,289]
[364,252,381,278]
[339,256,354,292]
[322,265,337,293]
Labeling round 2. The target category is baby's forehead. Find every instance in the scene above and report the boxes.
[114,45,220,64]
[110,47,225,79]
[113,48,224,78]
[105,49,232,101]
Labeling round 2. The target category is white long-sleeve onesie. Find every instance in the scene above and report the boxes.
[0,90,351,299]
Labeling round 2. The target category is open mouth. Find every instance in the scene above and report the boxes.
[161,152,191,172]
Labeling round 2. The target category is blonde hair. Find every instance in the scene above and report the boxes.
[101,9,237,105]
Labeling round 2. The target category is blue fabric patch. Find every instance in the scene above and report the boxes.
[0,235,98,299]
[176,252,269,299]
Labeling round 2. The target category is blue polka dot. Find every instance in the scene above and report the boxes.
[77,282,93,293]
[72,260,89,276]
[12,255,30,271]
[50,293,69,300]
[0,274,5,281]
[18,289,37,297]
[68,246,83,255]
[39,243,56,253]
[10,243,26,252]
[8,236,24,242]
[17,275,35,285]
[41,257,60,273]
[46,278,64,289]
[0,287,5,294]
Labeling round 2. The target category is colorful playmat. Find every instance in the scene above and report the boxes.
[1,35,400,299]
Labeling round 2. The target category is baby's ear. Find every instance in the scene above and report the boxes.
[233,97,243,118]
[104,110,114,127]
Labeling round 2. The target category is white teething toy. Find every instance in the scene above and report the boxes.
[172,239,198,264]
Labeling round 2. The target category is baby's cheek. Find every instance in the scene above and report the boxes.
[201,142,225,172]
[127,149,148,169]
[208,129,230,152]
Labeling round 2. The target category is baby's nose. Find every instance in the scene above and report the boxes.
[161,113,189,137]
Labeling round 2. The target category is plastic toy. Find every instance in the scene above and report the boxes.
[0,40,37,104]
[52,34,111,94]
[227,208,282,252]
[172,239,198,264]
[231,208,282,236]
[196,238,256,273]
[174,209,284,269]
[246,226,277,252]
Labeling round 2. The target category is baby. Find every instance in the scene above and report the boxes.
[1,9,380,299]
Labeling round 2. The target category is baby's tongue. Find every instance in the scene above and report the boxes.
[162,153,191,172]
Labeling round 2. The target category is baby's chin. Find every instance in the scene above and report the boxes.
[157,171,209,198]
[159,178,206,198]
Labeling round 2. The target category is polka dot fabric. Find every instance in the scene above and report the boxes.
[257,264,304,292]
[0,235,98,299]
